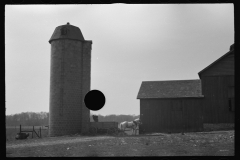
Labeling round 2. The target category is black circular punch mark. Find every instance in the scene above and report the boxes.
[84,90,105,111]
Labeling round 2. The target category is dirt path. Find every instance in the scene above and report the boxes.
[6,131,234,156]
[6,136,115,149]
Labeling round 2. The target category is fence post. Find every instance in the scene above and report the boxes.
[32,126,34,138]
[40,127,41,138]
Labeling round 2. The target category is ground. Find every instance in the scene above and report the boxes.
[6,130,234,157]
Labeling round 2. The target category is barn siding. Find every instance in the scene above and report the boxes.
[182,99,203,132]
[200,54,234,77]
[140,98,203,134]
[201,76,234,123]
[170,100,182,133]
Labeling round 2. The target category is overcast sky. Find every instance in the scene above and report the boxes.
[5,4,234,116]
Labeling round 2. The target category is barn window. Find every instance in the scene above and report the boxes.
[60,27,68,35]
[228,86,234,112]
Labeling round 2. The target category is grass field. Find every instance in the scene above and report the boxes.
[6,130,234,156]
[6,123,233,141]
[6,125,136,141]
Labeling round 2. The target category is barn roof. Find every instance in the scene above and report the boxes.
[137,79,203,99]
[198,43,235,78]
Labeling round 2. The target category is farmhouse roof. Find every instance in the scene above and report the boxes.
[198,43,235,78]
[49,22,86,43]
[137,79,203,99]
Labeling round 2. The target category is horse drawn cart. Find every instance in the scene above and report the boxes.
[89,122,119,135]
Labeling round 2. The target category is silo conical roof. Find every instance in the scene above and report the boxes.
[49,22,85,43]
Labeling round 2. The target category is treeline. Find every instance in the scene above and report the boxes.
[6,112,139,126]
[6,112,49,126]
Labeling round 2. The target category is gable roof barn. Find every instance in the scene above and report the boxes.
[198,43,235,78]
[137,79,203,99]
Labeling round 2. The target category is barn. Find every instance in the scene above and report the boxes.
[198,44,235,124]
[137,80,204,134]
[137,44,234,134]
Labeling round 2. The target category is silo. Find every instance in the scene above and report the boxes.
[49,23,91,136]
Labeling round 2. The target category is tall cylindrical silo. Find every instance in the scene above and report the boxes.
[49,23,91,136]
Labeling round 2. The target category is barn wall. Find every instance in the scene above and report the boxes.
[182,99,204,132]
[140,98,203,134]
[201,75,235,123]
[200,54,234,77]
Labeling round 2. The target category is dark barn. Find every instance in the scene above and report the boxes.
[137,44,234,134]
[198,44,235,123]
[137,80,204,134]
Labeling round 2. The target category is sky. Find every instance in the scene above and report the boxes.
[5,4,234,116]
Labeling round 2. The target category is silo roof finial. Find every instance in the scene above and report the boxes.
[67,22,70,25]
